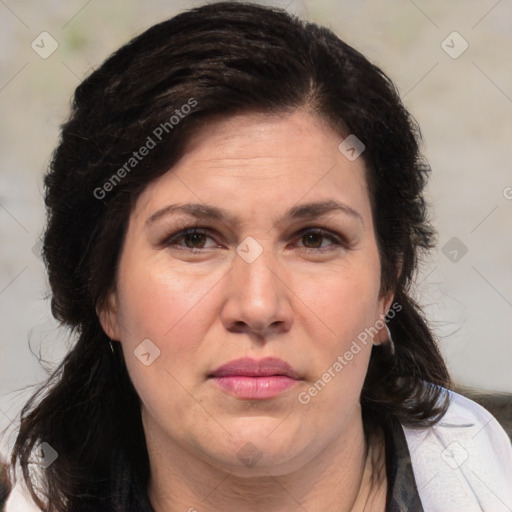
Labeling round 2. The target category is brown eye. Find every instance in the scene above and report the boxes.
[163,228,218,250]
[296,228,344,251]
[302,232,324,249]
[181,232,208,249]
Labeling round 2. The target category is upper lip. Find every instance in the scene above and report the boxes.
[209,357,301,379]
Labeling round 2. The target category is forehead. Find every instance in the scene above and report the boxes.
[179,110,345,168]
[133,110,372,225]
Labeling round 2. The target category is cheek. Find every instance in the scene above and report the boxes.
[295,274,380,423]
[114,261,212,428]
[296,262,382,344]
[291,256,382,408]
[113,257,210,391]
[116,255,214,345]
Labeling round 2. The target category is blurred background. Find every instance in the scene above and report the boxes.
[1,0,511,458]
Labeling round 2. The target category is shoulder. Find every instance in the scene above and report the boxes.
[402,387,512,512]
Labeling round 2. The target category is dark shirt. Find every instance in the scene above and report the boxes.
[383,414,425,512]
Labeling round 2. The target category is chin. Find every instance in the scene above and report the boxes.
[203,421,307,475]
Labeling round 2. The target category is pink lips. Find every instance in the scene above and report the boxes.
[209,357,301,399]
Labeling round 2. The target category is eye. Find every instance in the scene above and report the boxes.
[294,228,345,251]
[163,228,218,250]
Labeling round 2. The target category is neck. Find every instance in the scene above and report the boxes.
[145,408,387,512]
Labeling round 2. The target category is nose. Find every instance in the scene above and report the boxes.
[220,245,293,340]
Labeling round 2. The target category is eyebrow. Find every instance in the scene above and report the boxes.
[145,199,363,228]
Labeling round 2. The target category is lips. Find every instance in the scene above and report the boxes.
[208,357,301,399]
[209,357,300,379]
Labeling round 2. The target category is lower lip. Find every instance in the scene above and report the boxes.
[210,375,299,399]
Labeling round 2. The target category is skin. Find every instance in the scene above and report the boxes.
[99,110,393,511]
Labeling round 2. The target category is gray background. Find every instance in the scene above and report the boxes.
[1,0,511,458]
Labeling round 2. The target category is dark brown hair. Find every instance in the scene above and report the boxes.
[0,460,11,509]
[11,2,450,510]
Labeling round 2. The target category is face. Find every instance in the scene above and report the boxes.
[99,110,393,477]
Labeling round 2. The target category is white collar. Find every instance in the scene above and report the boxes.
[403,389,512,511]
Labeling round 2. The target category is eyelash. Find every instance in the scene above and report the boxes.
[161,224,347,253]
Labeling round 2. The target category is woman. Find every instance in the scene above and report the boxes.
[6,2,512,511]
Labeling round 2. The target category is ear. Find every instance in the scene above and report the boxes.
[96,290,121,341]
[373,258,402,344]
[374,292,395,345]
[382,293,395,318]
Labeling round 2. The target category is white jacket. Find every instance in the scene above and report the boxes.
[5,389,512,511]
[404,389,512,511]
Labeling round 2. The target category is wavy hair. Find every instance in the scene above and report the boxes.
[11,2,450,510]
